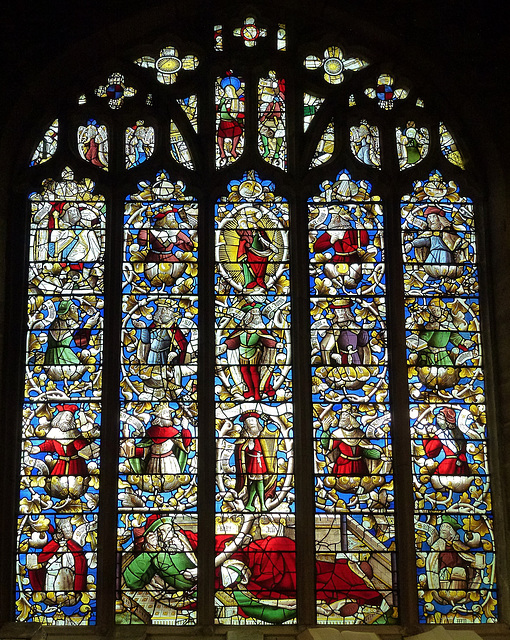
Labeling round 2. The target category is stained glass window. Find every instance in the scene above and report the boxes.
[12,9,499,632]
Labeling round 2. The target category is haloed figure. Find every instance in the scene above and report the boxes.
[217,75,244,163]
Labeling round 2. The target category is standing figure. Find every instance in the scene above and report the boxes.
[126,121,153,167]
[423,407,472,491]
[218,303,277,400]
[320,300,371,366]
[134,301,189,366]
[404,206,468,280]
[217,75,244,164]
[234,411,276,512]
[26,518,88,593]
[78,119,108,168]
[259,77,286,161]
[313,207,370,289]
[351,120,378,167]
[402,121,421,165]
[121,405,191,489]
[321,409,381,477]
[236,221,277,290]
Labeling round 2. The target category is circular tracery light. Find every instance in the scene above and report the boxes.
[106,84,123,100]
[241,25,259,41]
[324,57,344,76]
[157,56,182,73]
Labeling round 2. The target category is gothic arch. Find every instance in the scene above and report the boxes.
[1,2,509,637]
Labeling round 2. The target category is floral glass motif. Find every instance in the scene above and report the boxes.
[95,73,136,110]
[125,121,155,169]
[233,17,267,47]
[216,74,245,168]
[401,171,496,623]
[365,74,408,110]
[258,72,286,170]
[117,171,198,625]
[396,122,429,170]
[135,46,199,85]
[17,168,105,624]
[310,121,335,168]
[350,120,380,169]
[440,122,465,169]
[304,46,368,85]
[304,93,325,132]
[215,172,294,624]
[177,96,198,133]
[78,120,108,170]
[308,171,396,624]
[170,121,194,170]
[30,119,58,167]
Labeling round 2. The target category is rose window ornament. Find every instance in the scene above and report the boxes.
[365,73,408,110]
[304,46,369,84]
[95,72,136,109]
[135,46,199,85]
[233,16,267,47]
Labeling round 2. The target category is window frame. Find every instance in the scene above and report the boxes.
[0,3,509,636]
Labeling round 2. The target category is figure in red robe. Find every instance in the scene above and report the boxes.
[119,515,386,624]
[30,405,91,477]
[423,407,470,476]
[27,405,98,499]
[216,534,384,622]
[138,208,194,263]
[314,227,369,264]
[313,208,370,289]
[234,411,276,512]
[220,303,277,400]
[27,518,88,592]
[236,227,276,290]
[321,410,382,477]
